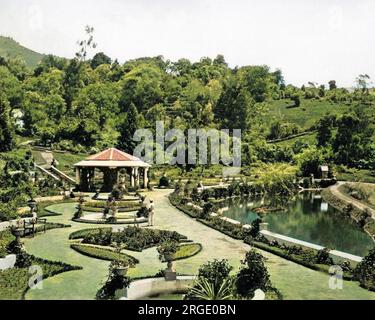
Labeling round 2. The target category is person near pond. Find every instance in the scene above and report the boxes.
[148,199,155,227]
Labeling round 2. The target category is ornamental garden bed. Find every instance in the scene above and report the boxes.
[69,227,188,252]
[72,215,147,225]
[161,243,203,262]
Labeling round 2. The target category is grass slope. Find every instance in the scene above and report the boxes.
[268,99,350,130]
[0,36,44,68]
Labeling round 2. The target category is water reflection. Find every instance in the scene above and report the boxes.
[222,192,374,256]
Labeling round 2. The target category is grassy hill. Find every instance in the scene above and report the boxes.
[267,98,351,130]
[0,36,44,68]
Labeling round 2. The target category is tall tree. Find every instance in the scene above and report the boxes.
[91,52,112,69]
[0,94,15,152]
[76,25,97,62]
[333,112,374,167]
[117,103,140,153]
[328,80,337,90]
[316,114,337,147]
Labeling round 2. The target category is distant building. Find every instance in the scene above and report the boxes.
[319,165,329,179]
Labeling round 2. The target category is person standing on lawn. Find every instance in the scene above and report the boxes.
[148,199,155,227]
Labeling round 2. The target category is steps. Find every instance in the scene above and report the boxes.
[35,165,76,185]
[50,166,76,185]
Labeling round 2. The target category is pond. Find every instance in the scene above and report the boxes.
[144,293,184,300]
[222,191,374,257]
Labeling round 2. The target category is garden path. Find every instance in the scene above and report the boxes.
[329,182,375,219]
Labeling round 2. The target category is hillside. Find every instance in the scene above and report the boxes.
[267,98,351,130]
[0,36,44,68]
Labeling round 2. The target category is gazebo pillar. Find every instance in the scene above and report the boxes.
[130,168,135,188]
[144,168,149,188]
[75,167,81,185]
[135,167,140,187]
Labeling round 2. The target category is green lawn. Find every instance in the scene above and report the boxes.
[273,132,318,148]
[52,152,89,175]
[172,243,202,261]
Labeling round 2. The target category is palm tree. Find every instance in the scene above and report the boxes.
[189,277,234,300]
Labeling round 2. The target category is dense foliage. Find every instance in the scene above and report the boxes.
[355,248,375,290]
[0,230,15,258]
[1,35,373,171]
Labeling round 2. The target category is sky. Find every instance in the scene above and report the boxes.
[0,0,374,87]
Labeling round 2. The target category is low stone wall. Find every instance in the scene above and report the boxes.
[0,254,17,271]
[123,276,196,300]
[260,228,362,266]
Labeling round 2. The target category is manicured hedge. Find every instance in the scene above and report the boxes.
[251,241,353,280]
[70,244,139,264]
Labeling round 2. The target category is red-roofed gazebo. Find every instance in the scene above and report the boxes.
[74,148,151,192]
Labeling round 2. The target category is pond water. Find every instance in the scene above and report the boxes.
[144,293,184,300]
[222,191,374,257]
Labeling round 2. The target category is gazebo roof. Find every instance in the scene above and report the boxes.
[74,148,151,168]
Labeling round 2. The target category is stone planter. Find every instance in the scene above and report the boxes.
[12,228,24,237]
[163,253,176,281]
[164,253,174,264]
[114,266,128,277]
[12,228,24,245]
[27,200,37,210]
